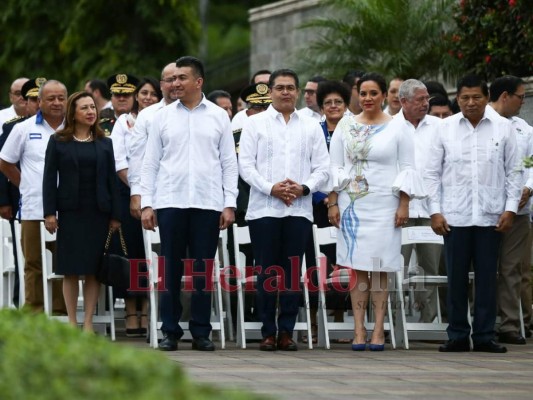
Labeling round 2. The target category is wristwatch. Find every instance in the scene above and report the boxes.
[301,185,310,196]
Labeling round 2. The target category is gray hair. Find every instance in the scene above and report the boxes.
[399,79,427,101]
[38,79,67,98]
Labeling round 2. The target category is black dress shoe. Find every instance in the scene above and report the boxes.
[438,339,470,352]
[192,337,215,351]
[159,333,178,351]
[498,332,526,345]
[525,329,532,339]
[473,340,507,353]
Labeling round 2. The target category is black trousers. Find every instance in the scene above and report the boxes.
[248,216,311,337]
[158,208,220,338]
[444,226,501,344]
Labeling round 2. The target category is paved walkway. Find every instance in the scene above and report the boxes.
[122,335,533,399]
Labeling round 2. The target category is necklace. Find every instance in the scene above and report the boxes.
[73,133,92,142]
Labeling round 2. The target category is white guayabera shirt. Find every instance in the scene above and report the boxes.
[424,107,522,227]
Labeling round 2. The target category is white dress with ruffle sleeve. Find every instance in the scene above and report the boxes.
[329,116,426,272]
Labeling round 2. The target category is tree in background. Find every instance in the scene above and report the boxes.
[446,0,533,80]
[299,0,456,81]
[0,0,199,104]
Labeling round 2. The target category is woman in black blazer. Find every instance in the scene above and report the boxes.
[43,91,121,333]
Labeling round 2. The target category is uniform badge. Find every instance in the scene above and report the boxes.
[116,74,128,84]
[256,84,268,95]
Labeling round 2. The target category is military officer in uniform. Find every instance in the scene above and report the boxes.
[99,74,138,136]
[0,77,46,307]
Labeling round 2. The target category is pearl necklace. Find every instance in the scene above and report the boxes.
[73,133,93,142]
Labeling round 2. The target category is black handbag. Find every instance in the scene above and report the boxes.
[96,227,131,291]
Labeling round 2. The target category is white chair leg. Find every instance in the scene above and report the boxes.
[236,286,246,349]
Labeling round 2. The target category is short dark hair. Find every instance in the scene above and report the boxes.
[489,75,524,102]
[428,94,453,113]
[207,90,231,104]
[308,75,327,84]
[268,69,299,89]
[87,79,110,99]
[251,69,271,84]
[423,80,448,98]
[316,80,351,108]
[457,74,488,97]
[342,70,366,87]
[176,56,205,79]
[357,72,387,94]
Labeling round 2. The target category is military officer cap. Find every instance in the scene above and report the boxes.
[240,83,272,105]
[21,77,47,100]
[107,74,139,95]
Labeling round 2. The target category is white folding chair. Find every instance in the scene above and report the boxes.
[232,224,313,349]
[396,226,449,349]
[142,226,226,349]
[40,222,116,340]
[218,229,234,341]
[313,225,397,349]
[1,220,16,308]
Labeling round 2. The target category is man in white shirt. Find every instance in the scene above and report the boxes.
[396,79,442,323]
[0,77,29,126]
[127,62,178,219]
[0,80,67,312]
[425,74,522,353]
[140,56,238,352]
[239,69,330,351]
[298,76,326,121]
[383,77,403,116]
[489,75,532,345]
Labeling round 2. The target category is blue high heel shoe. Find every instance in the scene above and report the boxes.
[351,343,367,351]
[368,343,385,351]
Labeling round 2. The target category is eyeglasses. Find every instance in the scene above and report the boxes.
[272,85,297,93]
[161,77,176,84]
[9,90,22,97]
[510,93,526,101]
[323,99,344,107]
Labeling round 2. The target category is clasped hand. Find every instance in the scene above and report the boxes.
[271,178,304,206]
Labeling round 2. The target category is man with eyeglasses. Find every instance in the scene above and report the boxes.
[298,75,326,121]
[239,69,329,351]
[0,77,30,126]
[488,75,532,344]
[393,79,443,324]
[425,74,522,353]
[128,62,179,220]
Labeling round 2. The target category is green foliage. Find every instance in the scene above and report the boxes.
[0,0,200,103]
[298,0,456,81]
[0,309,265,400]
[445,0,533,80]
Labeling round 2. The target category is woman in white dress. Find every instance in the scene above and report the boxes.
[327,73,424,351]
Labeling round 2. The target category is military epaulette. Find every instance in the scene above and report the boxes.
[99,117,116,137]
[4,115,26,125]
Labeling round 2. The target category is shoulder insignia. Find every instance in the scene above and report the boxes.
[4,115,25,125]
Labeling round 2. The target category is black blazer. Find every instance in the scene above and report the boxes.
[42,134,121,221]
